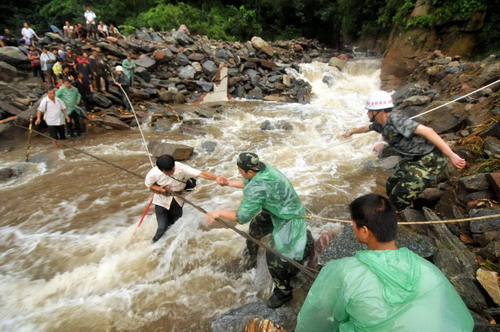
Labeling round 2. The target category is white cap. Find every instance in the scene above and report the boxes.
[365,91,394,110]
[115,65,123,72]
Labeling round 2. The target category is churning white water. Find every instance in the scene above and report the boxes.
[0,59,388,331]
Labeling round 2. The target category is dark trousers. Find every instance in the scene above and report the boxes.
[247,212,314,292]
[94,74,109,92]
[68,111,82,135]
[32,65,44,81]
[153,199,183,242]
[48,125,66,140]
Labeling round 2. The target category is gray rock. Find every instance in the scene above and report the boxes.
[242,68,260,79]
[322,73,335,87]
[0,167,18,182]
[215,49,228,59]
[92,93,112,108]
[247,87,264,100]
[0,100,22,115]
[211,301,299,332]
[135,56,156,69]
[158,90,174,102]
[418,187,445,201]
[0,61,18,82]
[318,225,436,266]
[176,53,190,66]
[445,66,460,74]
[202,141,217,153]
[459,174,490,192]
[149,31,164,43]
[135,66,151,82]
[469,209,500,234]
[96,42,127,58]
[171,30,193,46]
[260,120,293,131]
[364,155,401,170]
[202,60,217,76]
[134,29,153,42]
[328,57,345,70]
[0,47,28,65]
[153,118,173,133]
[420,101,465,133]
[45,32,65,43]
[100,115,130,130]
[403,95,431,106]
[178,65,196,80]
[147,141,193,160]
[196,81,213,92]
[484,137,500,159]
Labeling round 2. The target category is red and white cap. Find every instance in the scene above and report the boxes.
[365,91,394,110]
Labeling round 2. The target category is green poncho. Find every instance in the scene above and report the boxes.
[237,164,307,260]
[296,248,473,332]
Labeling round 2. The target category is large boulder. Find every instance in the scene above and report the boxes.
[0,61,18,82]
[0,47,28,65]
[92,93,112,108]
[251,36,274,57]
[419,101,466,133]
[178,65,196,80]
[202,60,217,77]
[135,56,156,70]
[171,30,193,46]
[147,141,193,160]
[96,42,128,58]
[100,115,130,130]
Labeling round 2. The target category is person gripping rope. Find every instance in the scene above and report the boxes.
[342,91,466,211]
[206,152,314,308]
[145,155,220,243]
[35,89,70,148]
[295,193,473,332]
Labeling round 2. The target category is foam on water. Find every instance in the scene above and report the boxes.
[1,58,386,330]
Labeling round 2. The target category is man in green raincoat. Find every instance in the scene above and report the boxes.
[207,152,313,308]
[122,55,136,86]
[295,193,473,332]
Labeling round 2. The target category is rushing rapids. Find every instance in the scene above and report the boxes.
[0,59,389,331]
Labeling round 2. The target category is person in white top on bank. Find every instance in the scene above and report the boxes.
[144,154,221,243]
[35,89,70,148]
[84,7,97,39]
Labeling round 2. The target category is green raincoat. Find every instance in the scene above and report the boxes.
[237,164,307,260]
[296,247,473,332]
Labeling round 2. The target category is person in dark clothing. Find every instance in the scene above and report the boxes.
[73,72,94,112]
[1,28,17,46]
[114,65,130,111]
[27,45,44,82]
[90,49,109,92]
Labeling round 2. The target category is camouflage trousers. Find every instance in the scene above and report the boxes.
[247,212,314,292]
[386,150,448,211]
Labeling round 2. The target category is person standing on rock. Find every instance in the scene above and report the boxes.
[122,55,136,86]
[113,65,131,111]
[295,193,473,332]
[56,80,82,137]
[84,6,97,39]
[90,49,109,92]
[27,45,44,83]
[40,47,57,86]
[342,91,466,211]
[35,88,70,148]
[206,152,314,308]
[21,22,39,46]
[145,154,220,243]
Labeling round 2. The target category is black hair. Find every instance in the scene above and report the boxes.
[349,194,397,242]
[156,155,175,172]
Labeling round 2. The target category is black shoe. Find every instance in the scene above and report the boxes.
[241,248,257,270]
[266,288,293,308]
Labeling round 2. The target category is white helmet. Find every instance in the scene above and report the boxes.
[115,65,123,72]
[365,91,394,110]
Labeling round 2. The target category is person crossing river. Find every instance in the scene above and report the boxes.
[206,152,314,308]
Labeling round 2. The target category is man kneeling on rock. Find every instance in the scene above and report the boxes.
[145,154,220,243]
[206,152,314,308]
[295,193,473,332]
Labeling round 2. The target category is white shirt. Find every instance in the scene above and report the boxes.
[22,27,35,39]
[40,52,56,71]
[97,24,108,34]
[38,97,66,126]
[63,25,74,32]
[145,163,201,209]
[84,11,96,24]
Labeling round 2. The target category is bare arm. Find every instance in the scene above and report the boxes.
[414,125,466,168]
[206,210,237,225]
[342,125,370,137]
[35,110,43,125]
[198,171,218,181]
[216,176,245,188]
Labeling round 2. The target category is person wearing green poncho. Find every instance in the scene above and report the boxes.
[207,152,313,308]
[56,80,82,137]
[296,194,473,332]
[122,55,136,86]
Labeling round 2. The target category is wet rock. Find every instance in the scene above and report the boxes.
[459,174,490,192]
[418,187,445,202]
[0,167,18,182]
[0,47,28,65]
[247,87,263,100]
[147,141,193,160]
[484,137,500,159]
[100,115,130,130]
[158,90,174,102]
[469,209,500,234]
[260,120,293,131]
[92,93,112,108]
[328,57,345,71]
[153,118,173,133]
[318,225,436,266]
[211,301,298,332]
[403,95,431,106]
[476,268,500,305]
[0,100,23,115]
[322,73,335,87]
[364,155,401,170]
[202,141,217,153]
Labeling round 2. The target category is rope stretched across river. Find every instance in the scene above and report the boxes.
[14,124,319,278]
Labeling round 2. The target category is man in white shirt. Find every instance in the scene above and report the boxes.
[145,154,220,242]
[35,89,71,148]
[21,22,39,46]
[97,21,108,38]
[84,7,97,39]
